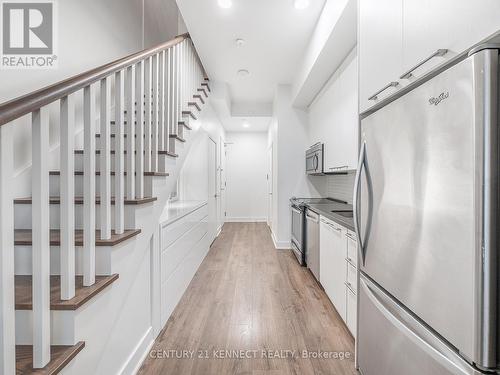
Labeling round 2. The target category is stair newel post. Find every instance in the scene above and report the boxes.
[31,107,51,368]
[60,95,76,299]
[152,54,159,172]
[83,85,96,287]
[99,78,112,240]
[125,66,136,200]
[144,57,152,173]
[114,71,125,234]
[158,51,165,151]
[165,47,172,153]
[0,123,15,375]
[135,61,145,199]
[191,41,195,103]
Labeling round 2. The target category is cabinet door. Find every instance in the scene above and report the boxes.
[359,0,403,112]
[330,222,347,320]
[346,286,357,336]
[402,0,500,80]
[320,219,347,320]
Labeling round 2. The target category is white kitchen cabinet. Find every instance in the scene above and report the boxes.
[310,49,358,171]
[359,0,403,112]
[402,0,500,81]
[320,217,347,320]
[359,0,500,113]
[346,286,357,337]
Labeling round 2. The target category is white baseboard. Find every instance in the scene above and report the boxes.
[119,327,154,375]
[225,217,267,223]
[270,230,291,250]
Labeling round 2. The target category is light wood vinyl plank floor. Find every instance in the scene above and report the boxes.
[138,222,358,375]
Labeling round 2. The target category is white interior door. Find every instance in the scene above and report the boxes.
[208,137,217,242]
[267,145,273,228]
[218,136,225,231]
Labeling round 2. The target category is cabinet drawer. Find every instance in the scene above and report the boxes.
[161,205,208,250]
[346,232,357,266]
[346,262,357,294]
[346,286,357,336]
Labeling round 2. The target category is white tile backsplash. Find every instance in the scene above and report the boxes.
[308,172,356,204]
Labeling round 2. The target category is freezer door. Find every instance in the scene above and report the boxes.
[358,275,483,375]
[356,49,499,365]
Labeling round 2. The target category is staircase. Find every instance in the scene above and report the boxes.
[0,33,210,374]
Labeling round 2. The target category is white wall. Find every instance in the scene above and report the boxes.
[0,0,181,195]
[269,85,322,248]
[225,132,268,222]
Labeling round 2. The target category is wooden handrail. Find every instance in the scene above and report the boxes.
[0,33,199,126]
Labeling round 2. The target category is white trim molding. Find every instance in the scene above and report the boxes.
[225,217,267,223]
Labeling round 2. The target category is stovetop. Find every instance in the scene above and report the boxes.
[290,197,351,212]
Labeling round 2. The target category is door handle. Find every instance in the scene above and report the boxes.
[368,81,399,101]
[400,49,448,79]
[353,142,366,265]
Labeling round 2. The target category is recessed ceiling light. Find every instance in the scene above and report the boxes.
[294,0,310,9]
[237,69,249,77]
[235,38,245,47]
[242,120,251,128]
[218,0,232,8]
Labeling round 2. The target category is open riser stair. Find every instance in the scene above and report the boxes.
[0,33,211,374]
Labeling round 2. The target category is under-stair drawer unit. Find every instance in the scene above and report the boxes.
[159,203,210,325]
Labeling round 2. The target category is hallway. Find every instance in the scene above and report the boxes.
[138,222,357,375]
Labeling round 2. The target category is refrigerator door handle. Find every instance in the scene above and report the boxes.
[353,142,366,265]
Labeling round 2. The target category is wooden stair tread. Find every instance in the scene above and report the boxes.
[197,88,208,98]
[182,110,197,120]
[49,171,169,177]
[178,121,192,130]
[14,196,157,205]
[188,102,201,111]
[193,94,205,104]
[201,82,211,92]
[16,341,85,375]
[158,150,178,157]
[14,229,141,246]
[15,275,118,311]
[169,134,186,142]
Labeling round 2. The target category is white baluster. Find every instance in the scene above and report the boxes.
[83,85,96,286]
[0,124,15,375]
[60,95,75,299]
[125,66,135,199]
[32,107,51,368]
[152,54,159,171]
[177,44,182,132]
[100,78,111,240]
[158,51,165,151]
[135,61,144,198]
[165,48,172,151]
[171,46,178,144]
[144,57,152,172]
[114,71,125,234]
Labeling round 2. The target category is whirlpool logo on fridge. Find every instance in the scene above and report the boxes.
[1,1,58,69]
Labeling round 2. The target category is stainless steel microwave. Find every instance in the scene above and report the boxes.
[306,143,324,175]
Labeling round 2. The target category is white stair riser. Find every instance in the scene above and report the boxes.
[14,203,138,230]
[16,310,77,346]
[14,245,112,277]
[49,174,158,197]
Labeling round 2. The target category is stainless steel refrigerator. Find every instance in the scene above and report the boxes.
[354,46,500,375]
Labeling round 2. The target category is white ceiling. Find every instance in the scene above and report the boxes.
[177,0,326,112]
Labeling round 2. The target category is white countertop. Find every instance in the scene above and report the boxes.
[159,200,208,226]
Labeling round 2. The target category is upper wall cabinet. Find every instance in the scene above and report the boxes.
[359,0,500,113]
[359,0,403,113]
[402,0,500,79]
